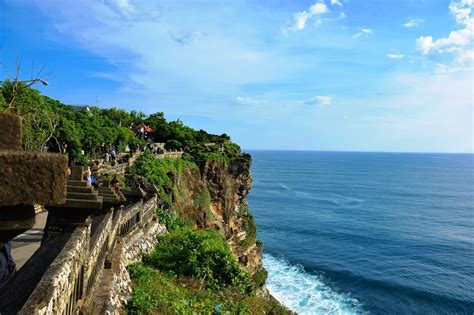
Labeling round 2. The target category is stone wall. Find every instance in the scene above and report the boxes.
[19,224,90,315]
[156,151,183,159]
[1,194,162,315]
[99,221,166,314]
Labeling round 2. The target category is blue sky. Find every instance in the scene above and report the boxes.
[0,0,472,152]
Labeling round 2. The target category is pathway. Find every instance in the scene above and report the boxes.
[11,212,48,269]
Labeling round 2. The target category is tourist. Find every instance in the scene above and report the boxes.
[105,152,110,163]
[90,175,98,189]
[0,242,16,289]
[85,166,92,185]
[111,176,120,193]
[111,149,116,163]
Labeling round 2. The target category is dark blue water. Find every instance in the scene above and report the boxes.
[247,151,474,314]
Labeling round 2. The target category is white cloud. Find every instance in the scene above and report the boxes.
[435,49,474,72]
[169,31,207,45]
[105,0,135,16]
[282,2,329,33]
[235,96,264,105]
[331,0,343,7]
[449,0,473,24]
[417,0,473,55]
[403,18,424,28]
[305,96,332,106]
[34,0,294,118]
[386,54,405,59]
[456,48,474,63]
[348,71,473,152]
[352,27,373,38]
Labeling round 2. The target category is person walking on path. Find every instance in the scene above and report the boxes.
[111,149,116,164]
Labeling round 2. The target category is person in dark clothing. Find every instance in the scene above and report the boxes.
[0,242,16,289]
[110,176,120,193]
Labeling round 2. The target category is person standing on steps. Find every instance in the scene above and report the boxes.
[84,166,92,185]
[110,176,120,193]
[111,149,116,165]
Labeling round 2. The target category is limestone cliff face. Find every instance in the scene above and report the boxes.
[168,156,265,281]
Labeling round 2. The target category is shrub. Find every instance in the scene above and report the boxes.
[127,263,291,314]
[164,139,182,151]
[130,152,197,205]
[144,228,253,292]
[127,264,218,314]
[194,187,212,219]
[252,268,268,287]
[156,208,183,231]
[239,213,257,248]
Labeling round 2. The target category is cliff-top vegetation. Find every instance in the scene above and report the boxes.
[127,212,291,314]
[0,80,248,164]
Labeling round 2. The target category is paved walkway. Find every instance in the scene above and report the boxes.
[11,212,48,269]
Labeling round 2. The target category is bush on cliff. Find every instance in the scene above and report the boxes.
[144,227,253,292]
[130,152,197,204]
[128,237,291,314]
[239,213,257,248]
[127,263,291,315]
[155,208,183,231]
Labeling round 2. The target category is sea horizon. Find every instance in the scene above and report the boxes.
[248,150,474,314]
[245,149,474,155]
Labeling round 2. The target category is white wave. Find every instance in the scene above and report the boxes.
[293,191,364,207]
[264,254,364,315]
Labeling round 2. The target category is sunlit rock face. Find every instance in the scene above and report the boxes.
[167,155,267,289]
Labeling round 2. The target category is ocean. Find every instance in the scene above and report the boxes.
[247,151,474,314]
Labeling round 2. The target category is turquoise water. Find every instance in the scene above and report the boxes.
[248,151,474,314]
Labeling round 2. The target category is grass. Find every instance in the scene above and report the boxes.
[126,218,292,314]
[144,227,252,291]
[127,264,290,315]
[239,213,257,248]
[130,152,197,204]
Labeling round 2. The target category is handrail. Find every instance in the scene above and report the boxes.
[4,194,159,315]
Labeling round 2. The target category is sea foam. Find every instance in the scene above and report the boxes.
[263,254,364,315]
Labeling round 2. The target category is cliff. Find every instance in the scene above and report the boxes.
[165,155,267,288]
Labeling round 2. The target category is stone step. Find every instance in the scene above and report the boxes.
[118,193,126,201]
[61,197,103,209]
[98,190,117,197]
[102,196,120,203]
[67,192,99,200]
[67,185,94,193]
[67,180,90,187]
[97,187,114,192]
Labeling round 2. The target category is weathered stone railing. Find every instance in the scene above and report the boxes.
[156,150,183,159]
[92,150,143,177]
[0,192,162,315]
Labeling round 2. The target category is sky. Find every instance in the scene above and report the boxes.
[0,0,472,152]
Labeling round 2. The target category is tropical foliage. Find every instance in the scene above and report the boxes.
[0,80,247,164]
[127,222,291,314]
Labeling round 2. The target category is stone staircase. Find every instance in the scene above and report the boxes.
[43,168,104,243]
[96,180,126,209]
[65,179,103,210]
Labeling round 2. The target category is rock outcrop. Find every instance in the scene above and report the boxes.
[166,155,267,289]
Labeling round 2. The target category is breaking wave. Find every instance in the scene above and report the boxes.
[263,254,364,315]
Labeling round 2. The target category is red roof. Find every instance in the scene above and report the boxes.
[137,124,153,133]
